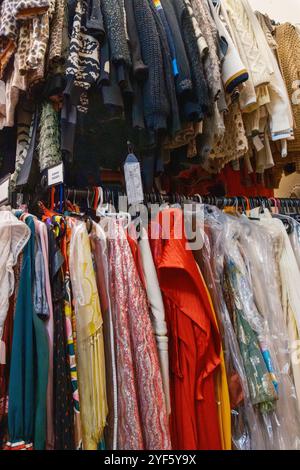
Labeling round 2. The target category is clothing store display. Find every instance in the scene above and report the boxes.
[0,195,300,450]
[1,0,300,453]
[0,0,298,188]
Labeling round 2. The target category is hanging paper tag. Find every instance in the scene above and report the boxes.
[124,154,144,205]
[0,340,6,365]
[253,135,264,152]
[0,174,10,206]
[47,162,64,187]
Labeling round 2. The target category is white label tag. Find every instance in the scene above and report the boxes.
[104,61,110,74]
[124,162,144,205]
[253,135,264,152]
[0,176,10,205]
[47,162,64,187]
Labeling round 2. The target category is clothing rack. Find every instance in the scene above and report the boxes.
[33,185,300,212]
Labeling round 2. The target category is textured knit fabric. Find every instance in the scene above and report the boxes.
[172,0,211,120]
[133,0,170,131]
[124,0,148,81]
[160,0,193,97]
[276,23,300,152]
[148,0,181,134]
[107,219,171,450]
[190,0,222,101]
[101,0,131,66]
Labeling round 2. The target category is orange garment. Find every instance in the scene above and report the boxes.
[150,209,222,450]
[126,229,146,290]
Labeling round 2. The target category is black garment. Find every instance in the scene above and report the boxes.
[0,127,17,178]
[101,62,124,112]
[48,227,75,451]
[172,0,211,121]
[160,0,193,97]
[98,40,110,86]
[148,0,181,135]
[86,0,105,43]
[101,0,131,66]
[153,1,178,78]
[16,109,39,187]
[133,0,170,131]
[124,0,148,81]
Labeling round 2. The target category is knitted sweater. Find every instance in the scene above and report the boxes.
[173,0,211,119]
[133,0,170,131]
[276,23,300,152]
[160,0,193,97]
[148,0,181,135]
[101,0,131,66]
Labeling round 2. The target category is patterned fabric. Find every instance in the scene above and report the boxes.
[90,224,118,450]
[107,219,171,450]
[48,222,75,450]
[38,101,62,172]
[65,0,100,113]
[10,104,34,190]
[69,221,107,450]
[62,223,82,449]
[223,257,278,413]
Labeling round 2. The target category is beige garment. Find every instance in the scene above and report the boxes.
[162,122,202,162]
[138,227,171,416]
[183,0,208,58]
[0,211,30,359]
[207,101,248,171]
[250,209,300,413]
[0,52,27,129]
[69,221,108,450]
[223,0,274,111]
[191,0,222,100]
[276,23,300,152]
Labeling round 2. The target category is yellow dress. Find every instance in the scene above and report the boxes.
[69,221,108,450]
[199,268,232,450]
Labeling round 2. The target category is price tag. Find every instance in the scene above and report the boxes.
[124,155,144,205]
[253,135,264,152]
[0,174,10,206]
[47,162,64,187]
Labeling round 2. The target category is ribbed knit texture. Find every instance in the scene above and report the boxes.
[133,0,170,131]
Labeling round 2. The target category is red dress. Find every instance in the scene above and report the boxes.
[150,209,222,450]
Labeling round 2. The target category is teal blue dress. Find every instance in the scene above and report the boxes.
[8,214,35,447]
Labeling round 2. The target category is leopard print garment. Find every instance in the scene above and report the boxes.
[48,0,67,68]
[0,0,18,78]
[0,0,51,78]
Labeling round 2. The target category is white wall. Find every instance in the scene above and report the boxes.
[248,0,300,24]
[249,0,300,196]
